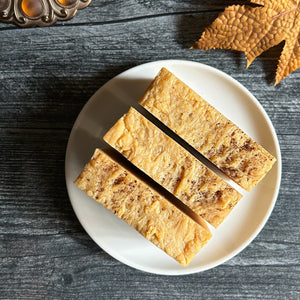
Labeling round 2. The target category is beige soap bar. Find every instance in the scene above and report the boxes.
[138,68,276,191]
[75,149,211,266]
[104,108,242,228]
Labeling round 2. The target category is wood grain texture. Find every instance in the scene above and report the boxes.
[0,1,299,299]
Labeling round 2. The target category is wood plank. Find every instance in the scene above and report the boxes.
[0,0,241,30]
[0,14,299,131]
[0,127,299,298]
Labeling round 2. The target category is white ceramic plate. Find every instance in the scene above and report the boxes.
[65,60,281,275]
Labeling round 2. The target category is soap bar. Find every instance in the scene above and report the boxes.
[75,149,211,266]
[138,68,276,191]
[104,108,242,228]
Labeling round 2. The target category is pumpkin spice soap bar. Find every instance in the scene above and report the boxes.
[104,108,242,228]
[75,149,212,266]
[138,68,276,191]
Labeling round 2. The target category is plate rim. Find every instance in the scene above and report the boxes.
[65,59,282,275]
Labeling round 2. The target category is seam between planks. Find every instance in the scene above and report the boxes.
[0,9,224,32]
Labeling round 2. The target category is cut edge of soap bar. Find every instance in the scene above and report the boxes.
[138,67,276,191]
[75,149,212,266]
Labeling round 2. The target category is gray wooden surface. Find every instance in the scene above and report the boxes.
[0,1,299,299]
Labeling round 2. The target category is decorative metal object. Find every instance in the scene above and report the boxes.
[0,0,92,27]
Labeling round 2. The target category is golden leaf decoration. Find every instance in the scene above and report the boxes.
[192,0,300,85]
